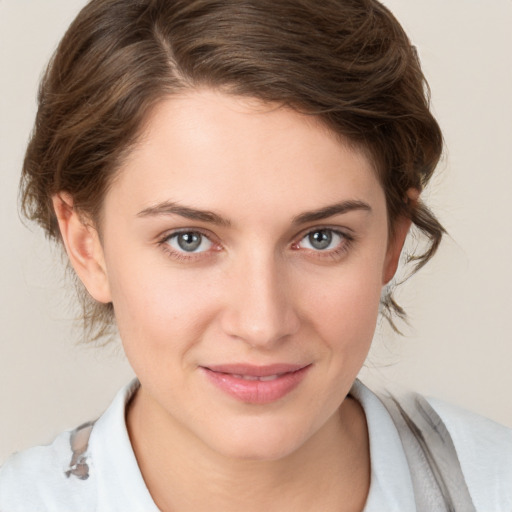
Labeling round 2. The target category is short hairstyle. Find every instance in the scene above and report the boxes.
[20,0,444,342]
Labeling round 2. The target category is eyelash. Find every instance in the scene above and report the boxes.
[157,227,354,262]
[158,229,219,262]
[292,228,354,260]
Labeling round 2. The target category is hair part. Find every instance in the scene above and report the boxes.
[20,0,444,342]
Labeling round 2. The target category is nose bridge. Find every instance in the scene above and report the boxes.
[221,248,299,347]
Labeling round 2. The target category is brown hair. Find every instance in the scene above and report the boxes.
[21,0,444,341]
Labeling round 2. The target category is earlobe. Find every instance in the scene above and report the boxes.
[382,189,418,284]
[52,193,112,303]
[382,216,412,284]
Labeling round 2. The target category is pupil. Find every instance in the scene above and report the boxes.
[309,230,332,250]
[178,232,201,251]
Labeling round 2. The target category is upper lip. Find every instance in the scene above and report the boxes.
[202,363,310,377]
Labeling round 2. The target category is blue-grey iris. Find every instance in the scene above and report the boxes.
[308,230,332,250]
[177,232,202,252]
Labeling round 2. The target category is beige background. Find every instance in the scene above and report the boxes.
[1,0,511,464]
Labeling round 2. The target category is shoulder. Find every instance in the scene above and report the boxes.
[0,379,152,512]
[0,425,97,512]
[352,380,512,511]
[427,397,512,511]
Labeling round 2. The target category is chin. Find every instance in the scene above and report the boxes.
[216,438,303,462]
[202,416,317,462]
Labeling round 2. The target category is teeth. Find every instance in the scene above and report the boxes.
[232,374,280,381]
[259,374,280,381]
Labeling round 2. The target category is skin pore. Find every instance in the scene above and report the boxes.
[53,89,411,511]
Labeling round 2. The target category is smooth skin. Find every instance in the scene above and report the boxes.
[53,89,412,511]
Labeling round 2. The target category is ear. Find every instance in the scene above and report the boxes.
[52,193,112,303]
[382,189,418,284]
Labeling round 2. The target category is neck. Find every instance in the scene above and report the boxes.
[127,387,370,512]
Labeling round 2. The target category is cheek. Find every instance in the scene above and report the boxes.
[314,282,381,350]
[296,254,385,379]
[302,259,384,331]
[104,248,222,359]
[312,279,381,395]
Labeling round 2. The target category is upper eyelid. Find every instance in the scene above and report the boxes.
[159,227,216,242]
[157,229,218,256]
[157,225,353,248]
[158,230,218,260]
[290,228,354,256]
[293,225,353,243]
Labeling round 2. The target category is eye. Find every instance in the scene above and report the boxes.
[298,229,345,251]
[165,231,213,253]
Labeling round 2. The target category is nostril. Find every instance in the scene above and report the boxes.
[218,260,300,346]
[220,303,300,348]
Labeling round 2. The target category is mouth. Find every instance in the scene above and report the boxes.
[229,374,282,382]
[200,363,311,404]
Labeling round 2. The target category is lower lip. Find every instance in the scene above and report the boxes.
[201,366,311,405]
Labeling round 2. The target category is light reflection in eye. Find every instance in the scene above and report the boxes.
[298,229,344,251]
[160,227,351,262]
[166,231,213,253]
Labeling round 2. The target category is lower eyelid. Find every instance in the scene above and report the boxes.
[158,228,353,262]
[297,229,347,247]
[158,228,228,263]
[169,232,212,251]
[159,242,214,262]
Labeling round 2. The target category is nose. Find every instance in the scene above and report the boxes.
[219,253,300,349]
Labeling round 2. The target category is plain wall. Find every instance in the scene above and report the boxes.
[1,0,511,464]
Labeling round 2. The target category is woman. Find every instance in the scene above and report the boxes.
[1,0,511,510]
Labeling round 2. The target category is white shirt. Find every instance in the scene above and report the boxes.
[1,379,511,511]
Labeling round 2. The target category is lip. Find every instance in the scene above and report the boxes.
[201,363,311,405]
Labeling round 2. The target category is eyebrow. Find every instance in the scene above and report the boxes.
[137,201,232,227]
[292,200,372,225]
[137,199,371,227]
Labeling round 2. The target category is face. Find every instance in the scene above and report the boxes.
[67,90,407,461]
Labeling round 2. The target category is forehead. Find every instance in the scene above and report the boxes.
[104,89,385,223]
